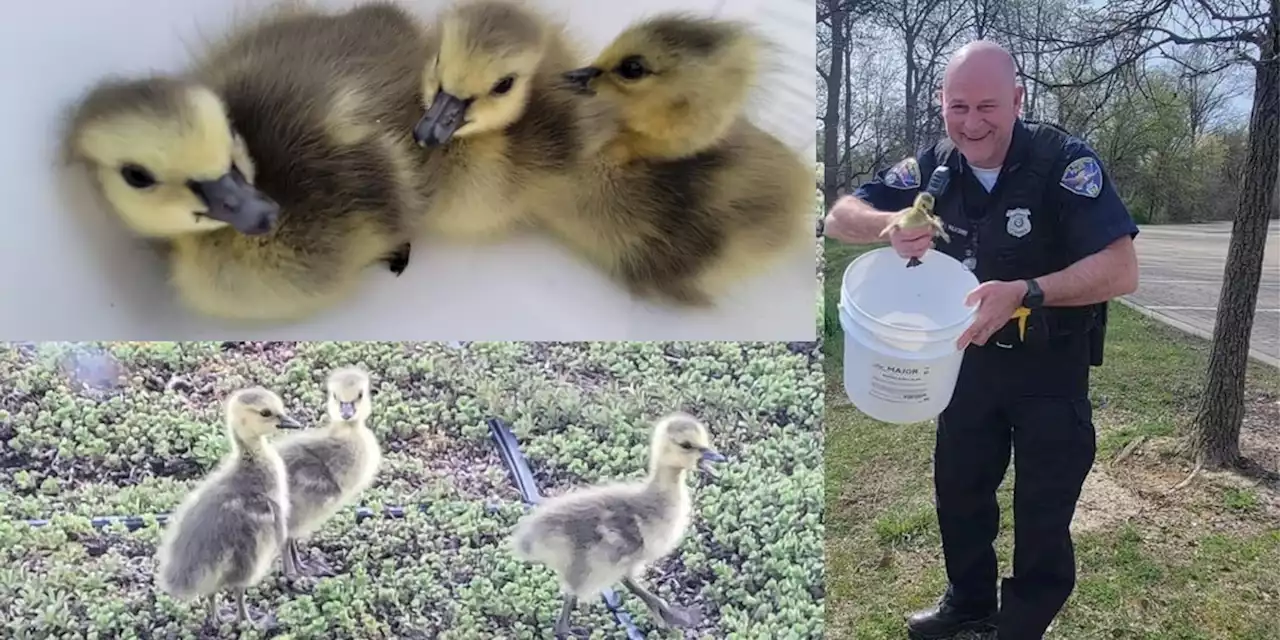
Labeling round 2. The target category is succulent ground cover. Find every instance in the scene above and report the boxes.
[0,340,823,639]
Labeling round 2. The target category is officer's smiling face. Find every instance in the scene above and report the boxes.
[938,43,1025,170]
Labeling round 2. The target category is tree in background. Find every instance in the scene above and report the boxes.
[1008,0,1277,475]
[817,0,1260,223]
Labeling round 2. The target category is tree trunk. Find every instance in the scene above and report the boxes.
[1189,16,1279,469]
[904,33,919,153]
[843,24,854,191]
[822,0,847,210]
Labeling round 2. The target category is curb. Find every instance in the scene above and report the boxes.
[1116,297,1280,370]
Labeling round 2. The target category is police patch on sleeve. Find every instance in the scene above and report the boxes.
[1060,156,1103,198]
[883,157,921,190]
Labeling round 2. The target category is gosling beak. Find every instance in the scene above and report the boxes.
[276,414,303,430]
[339,401,357,421]
[561,67,603,95]
[697,448,727,477]
[414,90,469,147]
[192,170,280,236]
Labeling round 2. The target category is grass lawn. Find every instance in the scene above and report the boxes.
[822,238,1280,639]
[0,340,823,639]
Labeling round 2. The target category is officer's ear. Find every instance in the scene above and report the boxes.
[1013,84,1026,115]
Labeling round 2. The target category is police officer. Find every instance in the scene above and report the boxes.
[824,41,1139,640]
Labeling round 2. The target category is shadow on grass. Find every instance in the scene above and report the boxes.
[821,237,1280,639]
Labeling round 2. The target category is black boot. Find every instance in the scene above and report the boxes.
[906,597,997,639]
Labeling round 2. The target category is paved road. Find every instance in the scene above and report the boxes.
[1125,220,1280,366]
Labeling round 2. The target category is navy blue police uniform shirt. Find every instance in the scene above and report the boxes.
[853,120,1139,271]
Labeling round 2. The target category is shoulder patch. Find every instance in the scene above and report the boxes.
[1060,156,1103,198]
[883,157,920,190]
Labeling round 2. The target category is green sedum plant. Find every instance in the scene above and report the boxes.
[0,341,823,639]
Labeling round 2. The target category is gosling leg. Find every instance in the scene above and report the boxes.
[204,594,218,625]
[281,538,298,577]
[553,594,577,638]
[289,539,303,573]
[236,588,250,624]
[621,576,703,629]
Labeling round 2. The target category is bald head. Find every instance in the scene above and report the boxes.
[938,40,1024,169]
[944,40,1018,88]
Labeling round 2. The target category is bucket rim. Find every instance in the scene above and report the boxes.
[838,304,965,360]
[840,247,978,335]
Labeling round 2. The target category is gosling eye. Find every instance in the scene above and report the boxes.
[679,441,696,451]
[258,408,274,418]
[491,75,516,95]
[187,179,207,204]
[120,164,156,189]
[356,391,364,401]
[614,56,649,80]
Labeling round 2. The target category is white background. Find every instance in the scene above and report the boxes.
[0,0,816,342]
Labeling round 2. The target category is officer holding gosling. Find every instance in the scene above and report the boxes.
[824,40,1140,640]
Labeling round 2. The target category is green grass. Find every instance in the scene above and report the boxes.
[0,340,824,639]
[822,238,1280,639]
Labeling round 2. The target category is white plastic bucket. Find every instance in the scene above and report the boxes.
[838,247,980,424]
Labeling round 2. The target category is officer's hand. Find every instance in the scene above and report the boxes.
[887,216,934,260]
[957,280,1030,350]
[821,196,865,242]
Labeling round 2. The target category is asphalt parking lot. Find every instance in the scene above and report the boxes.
[1126,220,1279,366]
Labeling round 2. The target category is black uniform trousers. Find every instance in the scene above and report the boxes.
[933,333,1097,640]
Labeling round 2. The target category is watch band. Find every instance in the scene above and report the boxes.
[1023,279,1044,308]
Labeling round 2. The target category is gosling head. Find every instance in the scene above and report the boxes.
[64,76,280,238]
[225,387,303,442]
[414,0,552,147]
[326,366,372,423]
[650,412,726,477]
[560,14,758,141]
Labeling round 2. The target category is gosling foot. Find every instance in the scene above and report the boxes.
[636,280,714,308]
[553,625,588,639]
[295,557,337,578]
[205,602,276,629]
[241,610,280,630]
[656,604,704,629]
[230,588,279,629]
[288,539,337,578]
[383,242,412,276]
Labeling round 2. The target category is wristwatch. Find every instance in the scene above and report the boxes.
[1022,278,1044,309]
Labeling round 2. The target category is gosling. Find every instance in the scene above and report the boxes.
[410,0,616,242]
[543,14,813,307]
[154,388,303,627]
[510,412,727,636]
[274,366,382,578]
[563,13,761,162]
[62,2,430,322]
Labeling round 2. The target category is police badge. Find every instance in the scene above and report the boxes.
[1006,208,1031,238]
[883,157,920,190]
